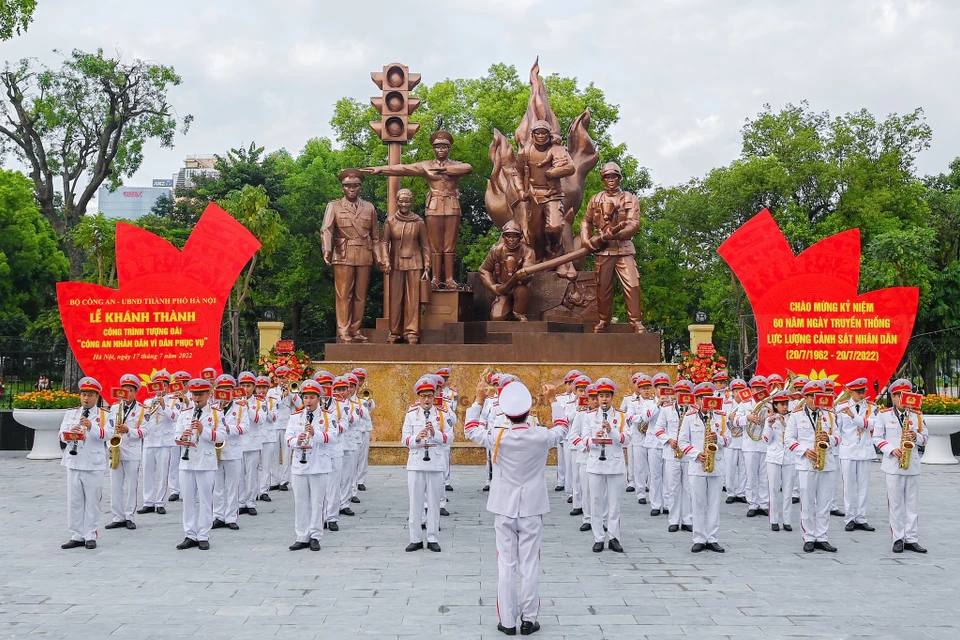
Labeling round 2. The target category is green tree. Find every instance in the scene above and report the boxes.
[0,0,36,40]
[71,213,117,286]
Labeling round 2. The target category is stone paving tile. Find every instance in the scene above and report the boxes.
[2,451,960,638]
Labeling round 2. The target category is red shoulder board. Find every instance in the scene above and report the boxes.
[407,406,419,413]
[291,409,303,415]
[879,407,893,413]
[791,407,803,413]
[685,409,697,416]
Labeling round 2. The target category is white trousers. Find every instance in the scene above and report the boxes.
[167,446,180,494]
[66,468,103,542]
[444,448,452,486]
[624,448,633,488]
[766,463,795,526]
[646,446,668,510]
[569,453,582,509]
[885,473,920,543]
[690,475,722,544]
[408,469,443,543]
[664,458,692,526]
[325,456,343,522]
[278,430,292,484]
[724,448,746,497]
[743,450,768,509]
[556,441,567,489]
[578,462,592,524]
[357,431,371,492]
[292,472,328,543]
[260,440,278,493]
[240,450,261,508]
[495,514,543,628]
[831,466,843,511]
[588,473,624,543]
[798,469,836,542]
[841,459,871,524]
[180,469,215,541]
[110,459,140,522]
[630,445,648,492]
[340,448,358,509]
[142,447,171,507]
[213,459,242,523]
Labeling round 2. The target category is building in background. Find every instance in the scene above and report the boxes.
[97,184,172,220]
[174,155,219,189]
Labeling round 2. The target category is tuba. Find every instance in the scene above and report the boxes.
[702,413,718,473]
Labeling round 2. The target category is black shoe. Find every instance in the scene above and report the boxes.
[351,496,361,504]
[323,522,328,530]
[662,509,669,515]
[483,485,490,491]
[803,541,815,553]
[85,540,97,549]
[691,543,705,553]
[771,524,780,532]
[198,540,209,550]
[169,493,180,502]
[681,524,693,532]
[554,485,564,492]
[238,507,249,515]
[260,494,272,502]
[279,483,289,491]
[845,521,855,532]
[638,497,647,505]
[270,485,280,491]
[814,541,837,552]
[592,542,604,553]
[328,522,339,532]
[706,542,725,553]
[156,506,166,514]
[289,541,310,551]
[737,496,748,504]
[746,509,758,518]
[520,619,540,635]
[445,484,454,491]
[608,538,624,553]
[566,496,572,503]
[626,486,636,493]
[247,508,257,516]
[497,622,517,636]
[61,540,85,549]
[440,508,450,516]
[421,523,426,529]
[427,542,441,552]
[177,537,198,550]
[830,509,845,518]
[405,542,424,552]
[650,509,661,516]
[792,497,800,504]
[756,508,768,516]
[579,523,592,532]
[310,539,321,551]
[137,506,155,514]
[339,508,355,516]
[570,508,583,516]
[893,539,904,553]
[227,523,239,530]
[904,542,927,553]
[125,520,136,530]
[668,524,680,533]
[358,484,366,491]
[105,521,125,529]
[856,522,876,532]
[725,496,736,504]
[211,519,225,529]
[783,524,793,532]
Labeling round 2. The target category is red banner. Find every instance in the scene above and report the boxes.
[57,204,261,398]
[718,210,917,399]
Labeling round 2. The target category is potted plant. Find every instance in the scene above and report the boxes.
[919,395,960,465]
[12,390,81,460]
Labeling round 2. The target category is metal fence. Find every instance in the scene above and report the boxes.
[0,336,67,409]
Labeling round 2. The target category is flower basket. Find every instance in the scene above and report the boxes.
[258,347,314,381]
[675,351,728,383]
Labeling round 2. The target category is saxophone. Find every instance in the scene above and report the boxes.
[109,401,132,470]
[813,411,828,471]
[898,412,915,470]
[702,413,718,473]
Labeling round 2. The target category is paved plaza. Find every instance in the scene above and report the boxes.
[1,452,959,639]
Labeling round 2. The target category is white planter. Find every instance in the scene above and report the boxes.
[12,409,68,460]
[921,414,960,465]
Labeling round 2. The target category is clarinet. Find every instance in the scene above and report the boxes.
[300,410,313,464]
[599,409,608,461]
[182,405,202,461]
[70,407,90,455]
[422,406,432,462]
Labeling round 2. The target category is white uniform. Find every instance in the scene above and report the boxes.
[679,410,729,545]
[441,387,458,487]
[481,396,504,485]
[563,399,583,512]
[621,393,647,493]
[402,404,452,544]
[873,408,928,543]
[635,398,667,511]
[240,396,268,509]
[655,403,692,527]
[735,399,769,511]
[213,401,248,524]
[762,414,795,526]
[176,404,225,542]
[566,406,593,525]
[254,396,278,495]
[340,398,364,510]
[285,406,338,543]
[59,406,114,542]
[720,391,746,500]
[268,386,302,487]
[434,399,457,510]
[464,401,567,630]
[142,394,178,508]
[108,401,149,524]
[583,407,630,543]
[354,395,375,492]
[837,398,877,526]
[324,398,350,524]
[786,406,840,543]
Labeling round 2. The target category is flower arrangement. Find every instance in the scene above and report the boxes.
[13,390,81,410]
[258,346,314,380]
[920,395,960,416]
[676,351,728,383]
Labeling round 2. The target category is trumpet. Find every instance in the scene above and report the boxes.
[360,388,373,402]
[288,380,301,395]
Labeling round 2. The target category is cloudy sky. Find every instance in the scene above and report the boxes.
[4,0,960,192]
